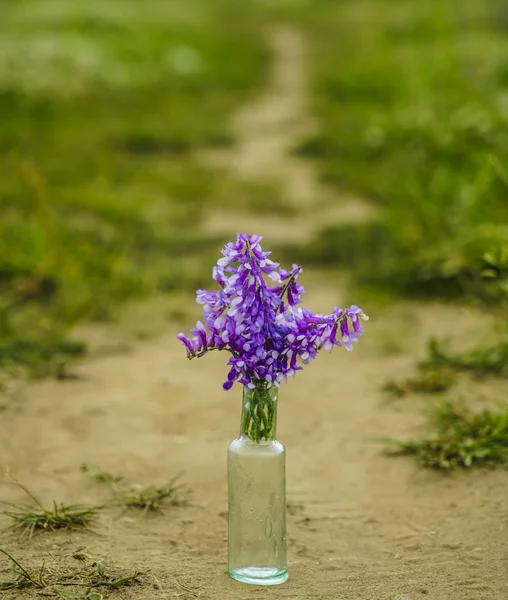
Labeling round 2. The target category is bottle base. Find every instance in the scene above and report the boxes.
[229,567,288,586]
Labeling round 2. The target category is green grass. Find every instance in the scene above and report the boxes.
[277,0,508,303]
[0,337,86,379]
[387,401,508,469]
[383,367,457,398]
[80,464,123,486]
[5,0,506,382]
[80,466,188,513]
[424,336,508,377]
[0,0,270,376]
[117,476,188,514]
[1,478,100,539]
[2,502,101,540]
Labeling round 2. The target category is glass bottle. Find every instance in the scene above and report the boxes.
[227,380,288,586]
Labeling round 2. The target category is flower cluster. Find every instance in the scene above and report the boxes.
[177,234,368,390]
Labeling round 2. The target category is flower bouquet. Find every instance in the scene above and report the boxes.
[178,234,368,585]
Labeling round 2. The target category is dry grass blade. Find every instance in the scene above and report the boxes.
[55,592,104,600]
[54,561,142,589]
[0,548,143,595]
[0,548,45,590]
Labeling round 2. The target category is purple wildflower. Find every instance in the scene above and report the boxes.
[177,234,369,390]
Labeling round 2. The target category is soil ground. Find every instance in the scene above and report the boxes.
[0,27,507,600]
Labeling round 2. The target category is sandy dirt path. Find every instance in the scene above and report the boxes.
[0,26,507,600]
[203,26,374,244]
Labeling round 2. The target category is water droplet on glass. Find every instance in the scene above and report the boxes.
[265,518,273,537]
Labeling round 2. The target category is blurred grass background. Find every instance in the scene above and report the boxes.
[1,0,507,378]
[0,0,270,376]
[285,0,508,304]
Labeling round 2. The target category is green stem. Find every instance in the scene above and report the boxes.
[242,380,277,443]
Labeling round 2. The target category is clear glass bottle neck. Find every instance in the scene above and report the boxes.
[240,381,278,442]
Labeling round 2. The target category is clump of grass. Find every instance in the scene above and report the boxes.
[383,367,457,398]
[0,337,86,379]
[80,467,189,515]
[2,502,101,540]
[118,475,188,514]
[1,478,100,539]
[425,336,508,377]
[80,464,123,486]
[387,401,508,469]
[0,547,142,595]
